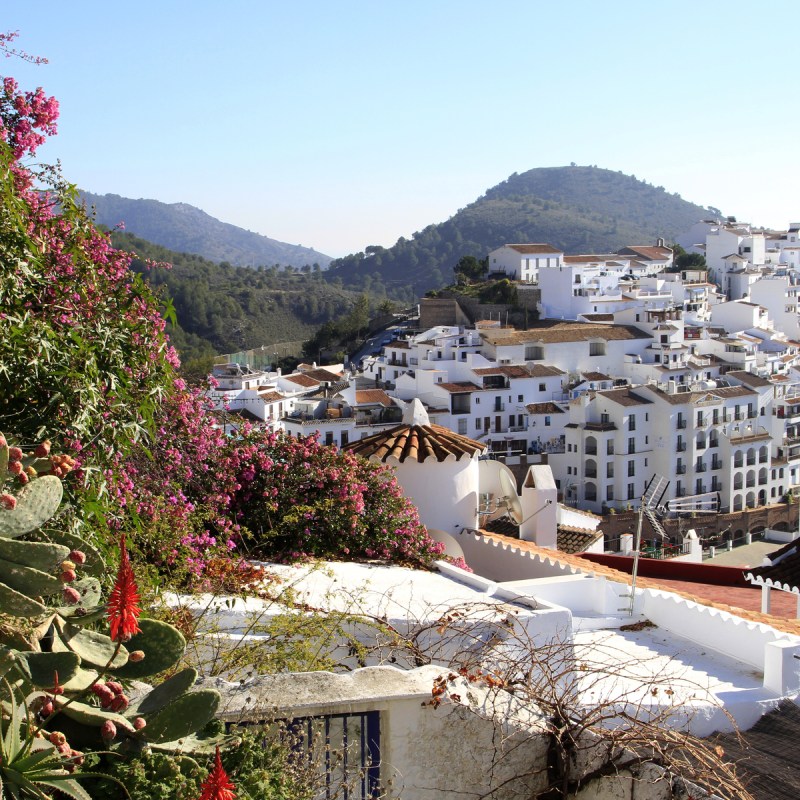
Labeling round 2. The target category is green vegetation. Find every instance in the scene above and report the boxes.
[111,232,363,367]
[327,165,719,295]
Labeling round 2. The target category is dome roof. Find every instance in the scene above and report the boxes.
[345,423,485,464]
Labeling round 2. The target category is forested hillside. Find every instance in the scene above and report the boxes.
[112,232,363,369]
[327,165,721,295]
[86,191,333,269]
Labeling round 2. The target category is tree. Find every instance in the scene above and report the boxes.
[454,254,488,282]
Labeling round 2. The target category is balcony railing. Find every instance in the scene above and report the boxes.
[676,465,686,474]
[696,464,707,473]
[677,419,687,429]
[585,446,598,455]
[676,442,687,452]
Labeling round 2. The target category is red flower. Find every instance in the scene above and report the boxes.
[197,747,236,800]
[107,535,141,642]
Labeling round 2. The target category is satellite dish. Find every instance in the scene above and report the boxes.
[425,528,466,560]
[498,469,524,525]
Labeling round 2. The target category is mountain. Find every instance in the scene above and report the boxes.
[82,191,333,269]
[327,166,723,296]
[111,232,361,371]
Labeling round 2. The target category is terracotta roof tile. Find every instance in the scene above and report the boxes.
[482,323,650,346]
[345,423,486,464]
[506,243,562,254]
[475,532,800,636]
[284,373,319,388]
[473,366,531,378]
[258,390,284,403]
[355,389,394,407]
[525,402,565,415]
[437,381,481,393]
[557,527,604,554]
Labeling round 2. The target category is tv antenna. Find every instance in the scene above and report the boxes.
[624,474,670,616]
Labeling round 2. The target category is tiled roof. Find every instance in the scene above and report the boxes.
[437,381,481,393]
[355,389,394,407]
[301,368,343,382]
[709,701,800,800]
[527,364,566,377]
[617,245,673,261]
[258,390,284,403]
[598,387,652,407]
[482,323,650,346]
[581,313,615,322]
[563,253,620,263]
[505,243,562,254]
[525,402,565,415]
[727,370,772,388]
[581,371,612,381]
[473,366,531,378]
[745,541,800,594]
[283,373,319,388]
[475,532,800,636]
[345,424,485,464]
[557,527,604,554]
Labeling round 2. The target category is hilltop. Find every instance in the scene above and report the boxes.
[83,191,333,269]
[111,232,363,371]
[327,165,722,296]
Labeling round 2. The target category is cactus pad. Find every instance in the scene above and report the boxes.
[0,475,63,538]
[0,537,70,572]
[140,689,221,744]
[109,618,185,679]
[21,650,81,688]
[0,560,62,597]
[0,580,47,617]
[55,619,129,670]
[127,667,198,717]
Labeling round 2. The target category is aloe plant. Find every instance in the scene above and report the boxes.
[0,431,225,795]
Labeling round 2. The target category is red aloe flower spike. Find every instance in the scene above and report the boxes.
[107,535,141,642]
[197,746,236,800]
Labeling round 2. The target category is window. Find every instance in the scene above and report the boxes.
[475,419,481,430]
[525,345,544,361]
[538,383,546,392]
[607,440,614,455]
[475,397,480,404]
[518,395,523,402]
[606,486,614,501]
[627,460,635,477]
[627,483,635,500]
[607,463,614,478]
[545,416,551,426]
[589,341,606,357]
[628,437,635,454]
[458,419,467,435]
[696,410,703,427]
[628,415,636,432]
[325,432,334,446]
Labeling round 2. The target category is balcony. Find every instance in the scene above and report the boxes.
[677,419,687,429]
[746,456,756,466]
[585,446,598,455]
[676,442,687,452]
[709,438,719,448]
[584,468,598,479]
[676,465,686,474]
[711,460,722,471]
[696,463,707,473]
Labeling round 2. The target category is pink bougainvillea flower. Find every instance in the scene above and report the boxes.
[197,746,236,800]
[107,535,141,642]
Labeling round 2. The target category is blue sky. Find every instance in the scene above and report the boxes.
[5,2,799,257]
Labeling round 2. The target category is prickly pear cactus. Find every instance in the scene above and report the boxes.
[0,430,223,758]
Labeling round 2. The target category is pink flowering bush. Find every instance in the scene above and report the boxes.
[216,426,445,566]
[0,61,446,575]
